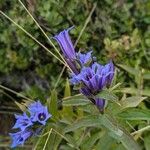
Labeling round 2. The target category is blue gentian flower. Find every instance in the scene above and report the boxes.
[95,98,105,112]
[102,61,115,86]
[53,27,76,60]
[53,27,79,74]
[10,100,52,148]
[28,100,43,114]
[54,28,97,74]
[80,87,92,97]
[70,63,106,93]
[70,61,114,111]
[71,62,114,93]
[76,51,93,66]
[13,112,33,131]
[29,101,52,125]
[9,129,32,148]
[54,27,115,112]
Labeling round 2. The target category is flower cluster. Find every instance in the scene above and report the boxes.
[54,28,115,112]
[9,101,52,148]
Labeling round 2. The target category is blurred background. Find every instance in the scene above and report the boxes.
[0,0,150,149]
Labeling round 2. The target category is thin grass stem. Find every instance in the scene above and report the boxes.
[74,2,97,48]
[0,84,32,101]
[18,0,71,71]
[131,125,150,135]
[42,128,52,150]
[0,11,67,67]
[34,128,75,150]
[54,66,66,88]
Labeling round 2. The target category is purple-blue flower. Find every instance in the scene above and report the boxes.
[10,100,52,148]
[76,51,93,66]
[53,27,76,60]
[102,60,115,86]
[70,62,114,93]
[29,101,52,125]
[53,27,79,74]
[54,27,115,112]
[54,28,97,74]
[70,63,106,92]
[70,61,114,110]
[9,129,32,148]
[13,112,33,131]
[95,98,105,112]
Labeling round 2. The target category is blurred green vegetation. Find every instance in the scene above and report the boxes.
[0,0,150,149]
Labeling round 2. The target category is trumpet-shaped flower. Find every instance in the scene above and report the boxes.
[13,112,33,131]
[102,60,115,86]
[70,62,114,93]
[76,51,93,66]
[53,27,79,74]
[10,100,52,148]
[9,130,32,148]
[95,98,105,111]
[70,61,114,111]
[53,27,76,60]
[29,101,52,125]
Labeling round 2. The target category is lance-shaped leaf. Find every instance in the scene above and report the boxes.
[81,131,105,149]
[118,108,150,120]
[117,64,139,76]
[97,89,119,104]
[62,79,74,119]
[63,94,90,106]
[64,115,102,133]
[120,88,150,97]
[64,114,140,150]
[101,114,140,150]
[120,96,147,109]
[47,90,58,117]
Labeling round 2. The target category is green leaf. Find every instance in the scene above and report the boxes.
[47,89,58,117]
[97,89,119,104]
[64,78,71,97]
[110,82,122,91]
[61,79,74,119]
[115,145,126,150]
[118,108,150,120]
[95,133,116,150]
[64,115,102,133]
[101,115,124,138]
[81,131,105,150]
[65,134,78,148]
[143,72,150,80]
[117,64,139,76]
[144,134,150,150]
[120,96,147,109]
[63,94,90,106]
[64,114,140,150]
[101,114,140,150]
[119,88,150,96]
[80,103,99,114]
